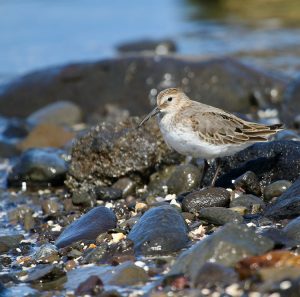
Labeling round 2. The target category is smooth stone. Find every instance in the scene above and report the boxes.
[95,186,123,201]
[193,262,238,288]
[117,38,176,54]
[182,187,230,213]
[107,261,149,286]
[214,141,300,188]
[264,177,300,219]
[27,100,82,126]
[82,244,109,264]
[112,177,136,196]
[230,194,265,214]
[170,223,274,283]
[0,234,24,253]
[261,228,297,247]
[17,123,75,151]
[24,264,66,283]
[41,199,60,215]
[7,148,68,187]
[283,217,300,244]
[198,207,244,225]
[75,275,104,296]
[0,56,287,118]
[72,188,97,206]
[263,180,292,201]
[275,129,300,141]
[55,206,117,248]
[166,164,203,194]
[234,171,261,196]
[66,117,182,189]
[128,205,189,255]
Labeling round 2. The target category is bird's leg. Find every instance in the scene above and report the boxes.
[211,158,221,187]
[200,159,209,188]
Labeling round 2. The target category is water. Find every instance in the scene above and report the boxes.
[1,0,300,85]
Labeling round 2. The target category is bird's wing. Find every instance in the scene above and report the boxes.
[187,111,282,145]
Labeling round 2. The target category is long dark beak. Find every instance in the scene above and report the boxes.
[138,106,160,127]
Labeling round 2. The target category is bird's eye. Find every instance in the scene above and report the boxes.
[167,97,173,102]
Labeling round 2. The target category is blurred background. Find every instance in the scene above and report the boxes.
[1,0,300,86]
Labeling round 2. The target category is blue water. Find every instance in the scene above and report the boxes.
[1,0,300,84]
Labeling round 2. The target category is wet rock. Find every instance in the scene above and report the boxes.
[112,177,136,196]
[34,244,59,263]
[128,205,189,255]
[198,207,244,225]
[117,38,176,54]
[41,198,60,215]
[234,171,261,196]
[264,177,300,219]
[23,264,66,284]
[17,124,75,151]
[0,140,20,158]
[182,187,230,213]
[107,261,149,286]
[0,234,24,253]
[2,118,29,139]
[261,228,296,247]
[95,186,123,201]
[281,76,300,127]
[7,148,68,187]
[82,244,109,264]
[0,56,287,118]
[75,275,104,296]
[27,101,82,126]
[72,188,97,206]
[66,117,181,189]
[263,180,292,201]
[166,164,203,194]
[170,223,274,282]
[230,194,265,214]
[55,206,117,248]
[193,262,238,288]
[215,141,300,188]
[283,217,300,244]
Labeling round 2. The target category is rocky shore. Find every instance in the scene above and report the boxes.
[1,53,300,297]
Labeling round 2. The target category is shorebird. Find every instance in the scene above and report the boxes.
[139,88,283,186]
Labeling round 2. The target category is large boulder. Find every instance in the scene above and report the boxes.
[0,56,288,118]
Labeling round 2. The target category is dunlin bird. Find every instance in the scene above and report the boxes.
[139,88,283,186]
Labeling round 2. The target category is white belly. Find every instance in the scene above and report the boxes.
[159,117,251,159]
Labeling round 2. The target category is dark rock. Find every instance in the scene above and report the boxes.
[27,100,82,126]
[7,148,68,187]
[261,228,297,247]
[166,164,203,194]
[2,118,29,139]
[72,188,97,206]
[234,171,261,196]
[82,244,109,264]
[0,140,20,158]
[75,275,103,296]
[230,194,265,214]
[117,38,177,54]
[281,76,300,127]
[55,206,117,248]
[107,261,149,286]
[283,216,300,244]
[66,117,181,189]
[112,177,136,196]
[193,262,238,288]
[263,180,292,201]
[95,187,123,201]
[128,205,189,255]
[0,56,287,118]
[198,207,244,225]
[0,234,24,253]
[264,177,300,219]
[182,187,230,213]
[170,223,274,282]
[41,198,60,215]
[215,141,300,188]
